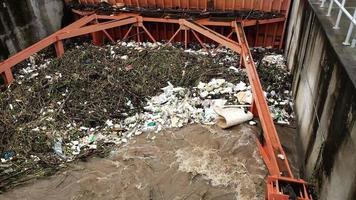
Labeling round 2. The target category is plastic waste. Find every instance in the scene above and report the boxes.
[235,91,253,104]
[214,106,253,129]
[53,138,66,159]
[1,151,16,163]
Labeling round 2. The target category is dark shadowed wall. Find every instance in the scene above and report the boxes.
[0,0,63,60]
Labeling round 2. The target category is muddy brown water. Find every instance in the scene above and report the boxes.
[1,124,269,200]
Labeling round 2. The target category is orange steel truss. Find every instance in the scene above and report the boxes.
[69,0,291,48]
[0,14,313,199]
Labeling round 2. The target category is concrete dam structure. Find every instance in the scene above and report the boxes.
[0,0,355,199]
[286,0,356,199]
[0,0,63,60]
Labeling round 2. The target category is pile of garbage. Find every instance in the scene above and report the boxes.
[0,41,293,192]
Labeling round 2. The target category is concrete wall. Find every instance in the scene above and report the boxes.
[285,0,356,199]
[0,0,64,60]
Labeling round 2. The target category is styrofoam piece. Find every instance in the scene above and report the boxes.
[213,106,253,129]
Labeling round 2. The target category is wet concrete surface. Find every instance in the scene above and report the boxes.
[0,124,275,200]
[309,0,356,87]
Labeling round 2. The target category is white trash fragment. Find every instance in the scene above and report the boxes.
[277,154,285,160]
[214,106,253,129]
[105,119,114,127]
[53,138,66,158]
[80,126,89,131]
[234,81,247,91]
[120,55,128,60]
[249,121,257,126]
[235,91,253,104]
[228,66,240,73]
[200,91,209,98]
[113,124,123,131]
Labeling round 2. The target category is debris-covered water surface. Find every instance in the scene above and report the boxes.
[1,125,267,200]
[0,41,293,192]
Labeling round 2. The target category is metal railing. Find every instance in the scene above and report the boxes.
[320,0,356,47]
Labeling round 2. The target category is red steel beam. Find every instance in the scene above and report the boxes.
[0,36,57,74]
[181,19,242,54]
[167,27,182,44]
[234,22,293,178]
[94,14,285,28]
[0,14,97,78]
[57,17,138,40]
[96,13,139,20]
[191,30,211,56]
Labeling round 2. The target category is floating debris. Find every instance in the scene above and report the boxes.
[0,41,293,192]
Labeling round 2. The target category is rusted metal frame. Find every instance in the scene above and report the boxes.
[255,22,260,47]
[1,70,14,86]
[123,24,135,40]
[102,29,115,42]
[136,25,141,43]
[142,16,284,27]
[213,30,235,53]
[256,139,275,175]
[93,14,285,28]
[235,22,280,175]
[140,24,157,42]
[234,22,293,178]
[194,19,232,27]
[96,13,139,20]
[136,17,157,42]
[191,30,211,56]
[54,38,65,57]
[267,176,312,199]
[181,20,242,54]
[263,25,269,47]
[57,17,138,40]
[194,17,285,27]
[140,17,180,24]
[0,36,57,84]
[167,27,182,44]
[256,17,285,25]
[89,30,105,45]
[184,29,188,49]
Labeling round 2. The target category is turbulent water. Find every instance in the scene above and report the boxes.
[1,124,267,200]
